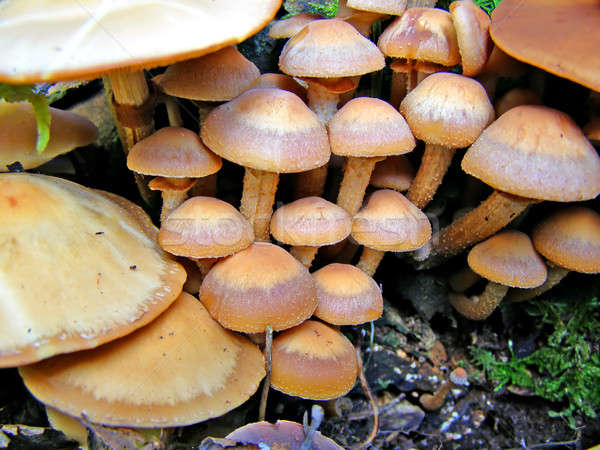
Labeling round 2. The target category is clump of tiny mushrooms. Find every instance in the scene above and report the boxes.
[0,0,599,448]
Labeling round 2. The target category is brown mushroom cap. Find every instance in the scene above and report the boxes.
[200,242,317,333]
[0,0,281,83]
[347,0,407,15]
[468,230,547,288]
[268,13,321,39]
[370,155,415,191]
[377,8,460,66]
[159,46,260,102]
[0,101,98,171]
[313,263,383,325]
[159,197,254,259]
[450,0,492,77]
[352,189,432,251]
[201,88,330,173]
[271,320,358,400]
[490,0,600,92]
[399,72,494,148]
[494,88,542,117]
[279,19,385,78]
[532,207,600,274]
[462,105,600,201]
[270,197,352,247]
[127,127,222,178]
[0,173,186,368]
[328,97,416,157]
[20,293,265,427]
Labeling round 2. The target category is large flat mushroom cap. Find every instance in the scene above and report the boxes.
[490,0,600,92]
[201,88,330,173]
[462,105,600,201]
[0,101,98,171]
[0,0,282,83]
[20,293,265,427]
[0,173,186,368]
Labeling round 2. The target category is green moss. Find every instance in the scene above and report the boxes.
[437,0,502,15]
[470,296,600,428]
[283,0,338,18]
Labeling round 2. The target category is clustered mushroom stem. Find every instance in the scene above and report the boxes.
[407,144,454,209]
[195,258,218,280]
[240,168,279,241]
[164,96,183,128]
[507,265,570,303]
[293,166,329,199]
[160,190,189,224]
[307,83,340,125]
[427,191,533,262]
[258,325,273,422]
[289,246,319,268]
[337,157,379,216]
[406,63,419,93]
[189,173,217,198]
[357,247,385,277]
[448,281,509,320]
[390,71,408,108]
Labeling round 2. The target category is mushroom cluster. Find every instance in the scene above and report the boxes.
[0,0,599,447]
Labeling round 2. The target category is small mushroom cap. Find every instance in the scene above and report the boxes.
[257,73,307,101]
[352,189,431,251]
[532,207,600,274]
[159,197,254,259]
[450,0,492,77]
[462,105,600,201]
[313,263,383,325]
[201,88,330,173]
[271,320,358,400]
[200,242,317,333]
[0,173,186,368]
[490,0,600,92]
[468,230,547,288]
[377,8,460,66]
[226,420,344,450]
[159,46,260,102]
[328,97,416,157]
[370,155,415,191]
[347,0,407,15]
[0,0,281,83]
[279,19,385,78]
[494,88,542,117]
[399,72,494,148]
[0,101,98,171]
[20,293,265,427]
[270,197,352,247]
[268,13,320,39]
[127,127,222,178]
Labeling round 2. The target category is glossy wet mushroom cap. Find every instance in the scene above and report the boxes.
[450,0,492,77]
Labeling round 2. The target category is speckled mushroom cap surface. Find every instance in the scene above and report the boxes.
[200,242,317,333]
[20,293,265,427]
[271,320,358,400]
[328,97,416,157]
[159,197,254,259]
[270,197,352,247]
[159,46,260,102]
[0,173,186,368]
[450,0,492,77]
[347,0,407,15]
[468,230,547,288]
[462,105,600,202]
[127,127,222,178]
[279,18,385,78]
[490,0,600,92]
[226,420,344,450]
[370,155,415,191]
[352,189,432,252]
[532,207,600,274]
[377,7,460,66]
[0,101,98,171]
[0,0,281,83]
[399,72,494,148]
[201,88,330,173]
[313,263,383,325]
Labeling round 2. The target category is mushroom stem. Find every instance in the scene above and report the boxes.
[419,381,453,411]
[306,83,340,124]
[160,189,189,224]
[337,157,379,216]
[422,191,533,264]
[164,96,183,128]
[407,144,454,209]
[448,281,509,320]
[293,166,329,199]
[189,173,217,198]
[195,258,218,280]
[258,325,273,422]
[290,246,319,268]
[240,168,279,241]
[506,265,570,303]
[357,247,385,277]
[448,267,481,293]
[390,71,408,108]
